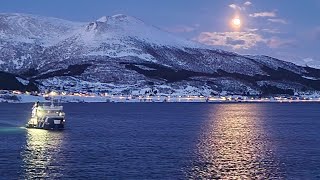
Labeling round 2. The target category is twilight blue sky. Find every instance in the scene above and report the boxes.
[1,0,320,65]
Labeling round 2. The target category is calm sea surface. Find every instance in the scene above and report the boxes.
[0,103,320,179]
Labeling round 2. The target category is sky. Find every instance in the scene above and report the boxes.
[1,0,320,65]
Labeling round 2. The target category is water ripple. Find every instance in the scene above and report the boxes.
[189,104,284,179]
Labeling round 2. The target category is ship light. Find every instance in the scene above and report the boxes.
[37,111,44,117]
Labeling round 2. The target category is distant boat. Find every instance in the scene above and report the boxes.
[26,101,66,130]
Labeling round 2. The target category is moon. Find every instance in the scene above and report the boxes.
[231,17,241,28]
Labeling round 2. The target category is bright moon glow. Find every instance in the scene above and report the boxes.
[232,18,241,27]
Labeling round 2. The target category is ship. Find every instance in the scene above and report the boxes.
[26,101,66,130]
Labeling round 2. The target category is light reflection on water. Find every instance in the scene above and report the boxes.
[21,129,65,179]
[189,104,283,179]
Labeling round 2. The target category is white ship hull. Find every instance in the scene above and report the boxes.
[27,103,66,130]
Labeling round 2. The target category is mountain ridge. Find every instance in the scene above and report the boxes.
[0,13,320,96]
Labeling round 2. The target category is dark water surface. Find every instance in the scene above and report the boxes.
[0,103,320,179]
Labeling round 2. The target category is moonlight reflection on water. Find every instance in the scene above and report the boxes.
[190,104,283,179]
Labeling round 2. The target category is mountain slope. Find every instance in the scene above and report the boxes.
[1,13,320,96]
[0,13,83,44]
[0,13,84,72]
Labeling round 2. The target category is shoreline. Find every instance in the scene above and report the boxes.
[1,93,320,103]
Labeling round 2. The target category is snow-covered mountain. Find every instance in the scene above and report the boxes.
[0,13,83,45]
[1,13,320,96]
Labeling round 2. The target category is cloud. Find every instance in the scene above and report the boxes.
[229,2,251,11]
[244,1,252,6]
[267,38,296,48]
[195,31,295,50]
[249,12,276,18]
[268,18,288,24]
[226,37,246,46]
[195,31,266,49]
[261,28,282,34]
[228,4,243,11]
[245,28,259,32]
[164,25,198,33]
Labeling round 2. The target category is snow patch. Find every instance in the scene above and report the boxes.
[16,77,29,85]
[302,76,318,80]
[96,16,108,23]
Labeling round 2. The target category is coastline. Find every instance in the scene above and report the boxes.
[1,92,320,103]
